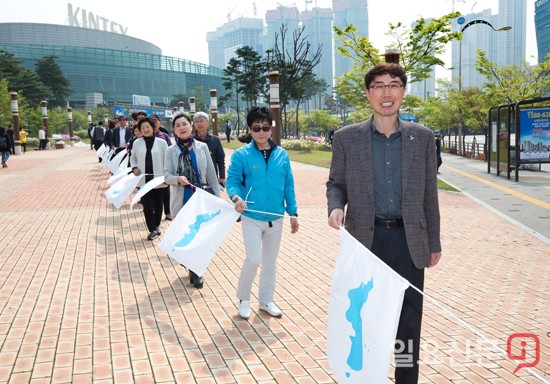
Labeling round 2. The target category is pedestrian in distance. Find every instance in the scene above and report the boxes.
[226,106,299,320]
[130,117,169,241]
[38,126,48,151]
[6,125,15,154]
[225,121,231,143]
[164,113,221,289]
[90,122,106,161]
[326,62,442,384]
[0,127,10,168]
[19,126,28,154]
[435,133,443,174]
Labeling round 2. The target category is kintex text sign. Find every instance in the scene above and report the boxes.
[67,3,127,35]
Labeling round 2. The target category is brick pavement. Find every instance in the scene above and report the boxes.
[0,146,548,383]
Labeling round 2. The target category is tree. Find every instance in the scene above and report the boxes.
[35,56,71,108]
[0,51,51,105]
[302,76,329,112]
[333,13,460,108]
[171,93,186,107]
[236,47,266,109]
[475,51,550,104]
[0,78,30,128]
[267,26,323,137]
[303,109,342,140]
[223,46,265,118]
[324,94,351,124]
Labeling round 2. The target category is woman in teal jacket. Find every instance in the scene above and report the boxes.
[226,107,299,320]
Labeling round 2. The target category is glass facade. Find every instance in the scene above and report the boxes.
[0,23,226,108]
[535,0,550,63]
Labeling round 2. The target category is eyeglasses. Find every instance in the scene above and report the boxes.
[250,125,271,133]
[369,83,404,94]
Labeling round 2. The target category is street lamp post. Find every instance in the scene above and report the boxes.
[210,89,218,136]
[189,97,196,120]
[457,17,511,155]
[10,92,21,155]
[67,107,74,146]
[269,71,282,146]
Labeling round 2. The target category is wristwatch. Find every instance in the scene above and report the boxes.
[231,195,241,204]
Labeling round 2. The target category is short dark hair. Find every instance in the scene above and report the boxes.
[131,111,147,121]
[137,117,154,130]
[150,114,160,121]
[246,107,272,128]
[364,63,407,89]
[172,113,192,128]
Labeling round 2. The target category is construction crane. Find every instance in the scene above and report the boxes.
[305,0,313,11]
[446,0,466,12]
[227,4,237,22]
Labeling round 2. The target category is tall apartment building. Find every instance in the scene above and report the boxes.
[301,7,334,94]
[451,0,526,89]
[332,0,369,79]
[494,0,527,67]
[206,17,264,69]
[535,0,550,63]
[264,6,300,53]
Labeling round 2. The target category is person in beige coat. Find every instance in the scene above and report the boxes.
[327,63,442,384]
[164,113,220,288]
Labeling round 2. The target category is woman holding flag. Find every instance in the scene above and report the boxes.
[164,113,220,289]
[130,116,169,241]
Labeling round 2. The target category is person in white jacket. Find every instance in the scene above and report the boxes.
[130,116,168,240]
[164,113,220,288]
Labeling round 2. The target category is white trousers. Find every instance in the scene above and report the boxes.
[236,216,283,305]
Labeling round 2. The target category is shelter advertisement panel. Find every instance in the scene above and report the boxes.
[519,108,550,161]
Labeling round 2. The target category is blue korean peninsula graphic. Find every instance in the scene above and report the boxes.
[345,278,374,377]
[174,210,221,249]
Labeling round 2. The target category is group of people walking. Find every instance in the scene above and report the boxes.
[95,62,441,384]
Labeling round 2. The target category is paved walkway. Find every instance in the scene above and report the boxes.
[0,146,548,383]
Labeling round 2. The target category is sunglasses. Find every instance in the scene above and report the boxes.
[250,125,271,133]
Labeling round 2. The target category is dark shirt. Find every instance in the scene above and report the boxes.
[194,133,226,179]
[155,131,172,146]
[371,122,403,219]
[144,136,155,183]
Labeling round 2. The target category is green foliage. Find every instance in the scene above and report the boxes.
[302,110,342,140]
[0,78,31,128]
[333,13,460,108]
[35,56,71,108]
[347,108,373,124]
[387,13,460,83]
[0,51,51,105]
[280,139,331,153]
[475,51,550,104]
[223,46,266,112]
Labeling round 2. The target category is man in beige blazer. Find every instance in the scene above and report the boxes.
[327,62,442,383]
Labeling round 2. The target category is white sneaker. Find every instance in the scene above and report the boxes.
[238,300,250,319]
[259,302,283,318]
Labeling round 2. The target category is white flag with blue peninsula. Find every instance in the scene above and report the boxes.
[107,149,128,174]
[158,188,240,276]
[327,228,409,384]
[104,173,144,209]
